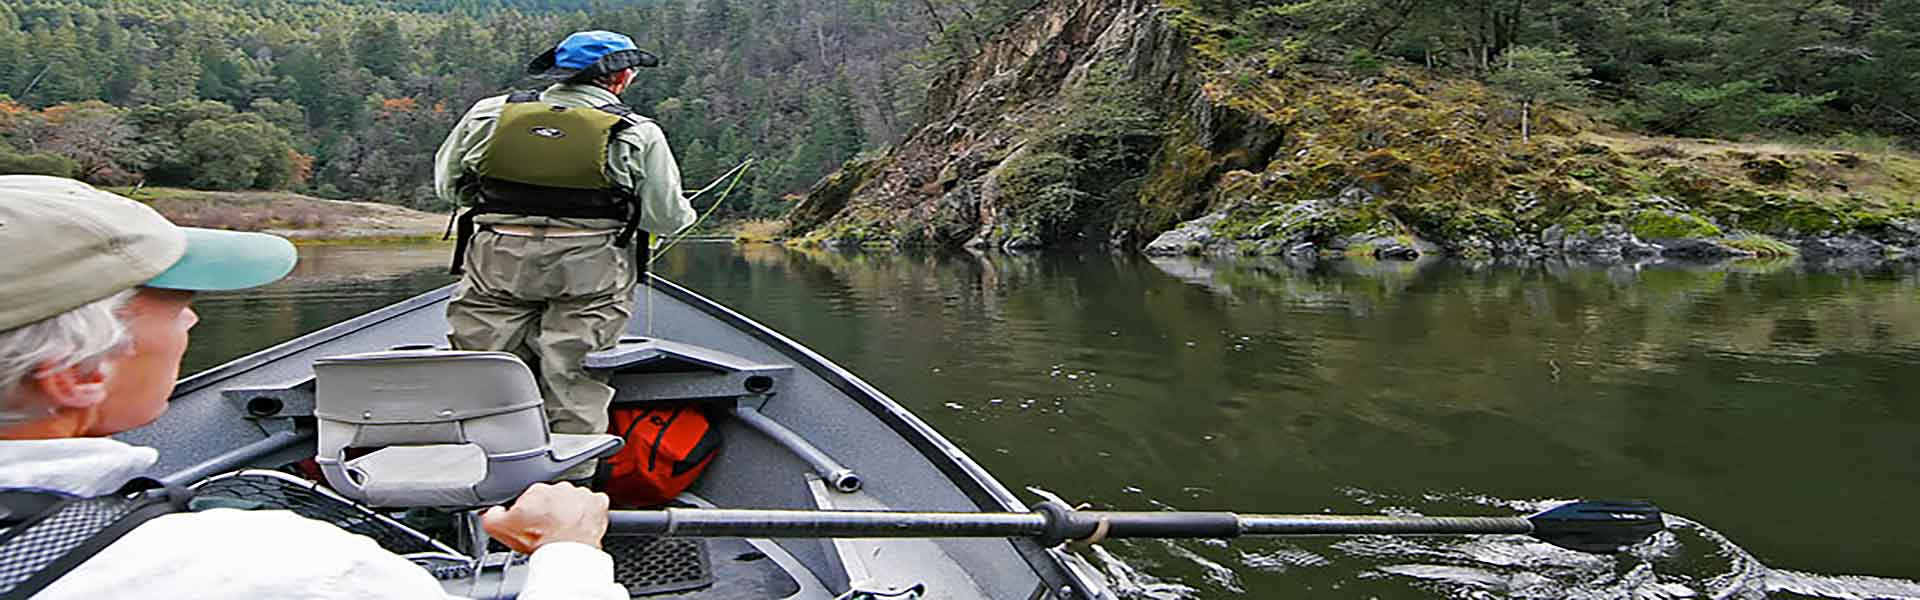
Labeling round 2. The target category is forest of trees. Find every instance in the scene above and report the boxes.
[1202,0,1917,141]
[0,0,1032,216]
[1,0,1913,219]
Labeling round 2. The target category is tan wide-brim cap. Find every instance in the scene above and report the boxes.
[0,176,298,330]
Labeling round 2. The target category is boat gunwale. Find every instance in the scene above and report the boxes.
[170,285,456,398]
[644,275,1100,599]
[166,275,1103,599]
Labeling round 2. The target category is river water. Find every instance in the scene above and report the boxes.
[186,242,1920,599]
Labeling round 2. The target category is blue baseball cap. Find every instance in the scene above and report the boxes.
[526,31,660,82]
[0,176,298,330]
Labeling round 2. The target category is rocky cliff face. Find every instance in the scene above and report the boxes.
[786,0,1920,262]
[784,0,1205,250]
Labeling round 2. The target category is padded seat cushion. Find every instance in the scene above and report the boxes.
[315,349,626,507]
[347,444,487,507]
[314,351,543,424]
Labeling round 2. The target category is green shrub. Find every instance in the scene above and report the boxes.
[1723,232,1799,258]
[0,150,79,178]
[1620,80,1835,137]
[181,117,296,190]
[1345,49,1385,77]
[999,151,1089,241]
[1224,35,1261,56]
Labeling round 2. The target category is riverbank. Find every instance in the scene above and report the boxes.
[111,186,448,243]
[780,0,1920,263]
[1139,126,1920,262]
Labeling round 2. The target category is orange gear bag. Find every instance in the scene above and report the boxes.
[604,404,722,508]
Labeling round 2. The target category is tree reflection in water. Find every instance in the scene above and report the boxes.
[190,242,1920,598]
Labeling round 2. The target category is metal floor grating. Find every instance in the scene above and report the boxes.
[190,470,446,556]
[607,535,713,597]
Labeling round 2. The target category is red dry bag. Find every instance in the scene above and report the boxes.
[603,404,722,507]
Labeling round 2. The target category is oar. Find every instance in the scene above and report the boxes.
[607,500,1664,554]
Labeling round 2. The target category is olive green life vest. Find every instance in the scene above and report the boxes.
[448,90,651,275]
[476,98,624,190]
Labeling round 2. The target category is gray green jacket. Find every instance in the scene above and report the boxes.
[433,84,695,235]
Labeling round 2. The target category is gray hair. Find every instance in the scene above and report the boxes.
[0,290,134,425]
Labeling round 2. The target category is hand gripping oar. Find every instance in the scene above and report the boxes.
[607,500,1664,554]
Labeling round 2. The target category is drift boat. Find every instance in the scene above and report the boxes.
[119,275,1114,600]
[116,271,1664,600]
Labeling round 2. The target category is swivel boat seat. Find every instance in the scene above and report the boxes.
[312,349,623,509]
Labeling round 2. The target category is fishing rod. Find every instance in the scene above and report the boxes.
[682,158,755,205]
[649,158,755,266]
[607,500,1664,554]
[640,158,753,338]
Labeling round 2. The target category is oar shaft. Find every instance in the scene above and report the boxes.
[606,508,1530,540]
[603,501,1659,555]
[1239,515,1532,536]
[610,508,1048,538]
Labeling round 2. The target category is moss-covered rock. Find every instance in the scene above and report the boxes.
[1385,201,1517,256]
[1629,210,1722,240]
[1737,196,1855,236]
[783,156,884,237]
[1741,157,1795,185]
[1144,212,1228,256]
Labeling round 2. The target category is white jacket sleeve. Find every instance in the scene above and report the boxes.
[517,542,630,600]
[33,509,626,600]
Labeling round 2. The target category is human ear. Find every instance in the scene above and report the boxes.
[29,361,110,411]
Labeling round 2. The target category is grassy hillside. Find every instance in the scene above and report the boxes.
[1150,61,1920,259]
[114,187,448,242]
[783,0,1920,262]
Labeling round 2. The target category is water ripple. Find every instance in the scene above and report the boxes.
[1321,501,1920,600]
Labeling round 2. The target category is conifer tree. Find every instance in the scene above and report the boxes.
[1489,46,1588,143]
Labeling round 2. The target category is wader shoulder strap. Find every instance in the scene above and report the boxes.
[0,478,189,599]
[596,104,655,139]
[506,90,542,104]
[448,205,483,276]
[596,103,641,127]
[595,103,651,258]
[596,103,634,117]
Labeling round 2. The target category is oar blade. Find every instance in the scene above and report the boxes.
[1527,500,1665,554]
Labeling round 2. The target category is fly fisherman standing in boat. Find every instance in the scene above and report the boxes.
[435,30,696,484]
[0,176,628,599]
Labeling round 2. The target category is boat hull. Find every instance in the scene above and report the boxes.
[120,276,1109,599]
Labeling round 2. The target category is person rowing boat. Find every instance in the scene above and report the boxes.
[0,176,627,599]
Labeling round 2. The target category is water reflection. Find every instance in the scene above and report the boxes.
[656,245,1920,599]
[183,242,1920,598]
[185,243,455,374]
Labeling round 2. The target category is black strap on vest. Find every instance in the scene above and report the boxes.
[447,91,650,275]
[0,478,189,599]
[505,89,541,104]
